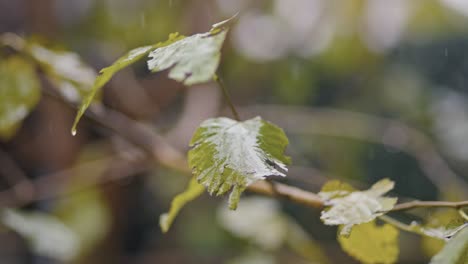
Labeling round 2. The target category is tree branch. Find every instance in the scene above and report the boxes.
[392,200,468,211]
[2,80,466,223]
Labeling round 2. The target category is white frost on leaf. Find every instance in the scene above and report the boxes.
[147,30,227,85]
[319,179,397,236]
[198,117,286,183]
[123,46,153,62]
[188,116,290,209]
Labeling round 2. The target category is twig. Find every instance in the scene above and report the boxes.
[214,74,240,121]
[392,200,468,211]
[459,209,468,221]
[0,151,149,208]
[378,215,426,236]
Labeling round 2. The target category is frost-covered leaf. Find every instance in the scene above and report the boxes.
[147,28,227,85]
[71,33,184,135]
[1,209,79,261]
[28,44,96,103]
[423,223,468,241]
[421,210,467,257]
[189,116,290,210]
[338,221,399,264]
[319,179,397,236]
[0,56,41,140]
[160,177,205,233]
[430,226,468,264]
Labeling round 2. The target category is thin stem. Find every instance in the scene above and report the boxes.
[379,215,426,236]
[214,74,240,121]
[392,200,468,211]
[459,208,468,221]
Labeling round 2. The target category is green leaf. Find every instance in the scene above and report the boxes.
[338,221,399,264]
[188,116,290,210]
[319,179,397,236]
[430,226,468,264]
[160,177,205,233]
[71,32,184,135]
[0,56,41,140]
[147,27,227,85]
[1,209,78,261]
[27,44,96,103]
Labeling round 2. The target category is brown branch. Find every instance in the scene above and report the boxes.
[392,200,468,211]
[2,71,466,218]
[0,150,149,208]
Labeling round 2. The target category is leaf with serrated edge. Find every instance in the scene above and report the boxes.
[320,179,397,236]
[71,32,184,135]
[338,221,399,264]
[430,226,468,264]
[188,116,290,210]
[0,57,41,140]
[159,177,205,233]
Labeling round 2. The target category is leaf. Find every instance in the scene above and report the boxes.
[1,209,79,261]
[318,180,355,200]
[338,221,399,264]
[159,177,205,233]
[71,15,235,135]
[430,226,468,264]
[0,56,41,140]
[27,44,96,103]
[421,210,468,257]
[319,179,397,236]
[188,116,290,210]
[147,27,227,86]
[71,32,184,135]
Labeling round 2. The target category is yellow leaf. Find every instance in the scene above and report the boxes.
[159,177,204,233]
[338,221,399,264]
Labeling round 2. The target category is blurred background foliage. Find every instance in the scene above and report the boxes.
[0,0,468,263]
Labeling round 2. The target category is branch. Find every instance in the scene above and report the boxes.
[0,82,459,221]
[392,200,468,211]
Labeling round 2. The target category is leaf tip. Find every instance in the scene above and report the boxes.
[159,213,170,233]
